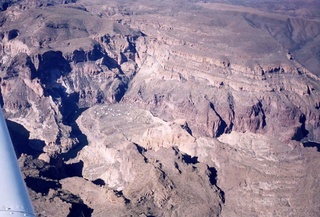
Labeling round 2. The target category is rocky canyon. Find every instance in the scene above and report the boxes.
[0,0,319,216]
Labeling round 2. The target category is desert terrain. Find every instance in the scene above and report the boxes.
[0,0,319,216]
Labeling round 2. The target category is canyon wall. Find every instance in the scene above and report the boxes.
[0,0,319,216]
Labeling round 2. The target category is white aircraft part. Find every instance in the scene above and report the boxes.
[0,109,35,217]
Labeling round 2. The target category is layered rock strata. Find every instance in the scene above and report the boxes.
[0,0,319,216]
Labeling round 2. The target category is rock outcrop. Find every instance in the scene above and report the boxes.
[0,0,319,216]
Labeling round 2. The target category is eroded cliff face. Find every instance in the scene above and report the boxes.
[0,0,320,216]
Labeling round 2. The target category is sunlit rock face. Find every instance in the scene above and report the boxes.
[1,0,320,216]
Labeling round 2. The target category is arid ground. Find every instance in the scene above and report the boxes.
[0,0,319,216]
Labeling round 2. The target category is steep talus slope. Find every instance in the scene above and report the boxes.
[0,0,319,216]
[215,132,320,216]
